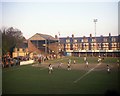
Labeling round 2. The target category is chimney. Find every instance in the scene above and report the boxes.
[90,34,92,37]
[55,35,58,39]
[109,33,111,37]
[72,34,74,38]
[83,36,85,39]
[67,36,69,39]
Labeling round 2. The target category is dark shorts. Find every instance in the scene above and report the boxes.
[68,66,70,68]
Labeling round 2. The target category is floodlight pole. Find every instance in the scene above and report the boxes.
[58,32,60,57]
[93,19,97,38]
[48,37,50,55]
[93,19,98,56]
[86,48,87,57]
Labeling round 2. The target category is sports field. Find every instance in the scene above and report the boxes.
[2,56,120,95]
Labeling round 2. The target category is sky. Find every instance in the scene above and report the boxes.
[1,0,119,39]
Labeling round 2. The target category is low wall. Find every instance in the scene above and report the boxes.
[20,60,34,65]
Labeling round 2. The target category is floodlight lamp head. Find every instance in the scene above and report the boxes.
[93,19,98,22]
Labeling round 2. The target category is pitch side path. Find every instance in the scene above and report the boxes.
[2,57,120,95]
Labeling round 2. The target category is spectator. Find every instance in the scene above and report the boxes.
[38,57,41,64]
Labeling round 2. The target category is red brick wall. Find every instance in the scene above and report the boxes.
[28,40,42,54]
[48,42,58,54]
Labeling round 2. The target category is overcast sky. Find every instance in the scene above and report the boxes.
[1,0,119,39]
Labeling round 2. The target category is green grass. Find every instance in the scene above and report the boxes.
[2,57,120,94]
[45,56,118,64]
[102,57,118,64]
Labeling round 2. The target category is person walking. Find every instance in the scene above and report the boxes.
[58,62,62,68]
[117,59,119,70]
[84,56,87,63]
[98,55,101,63]
[48,64,53,74]
[85,61,89,68]
[68,59,71,64]
[67,63,71,70]
[73,60,76,64]
[67,59,71,70]
[107,64,110,73]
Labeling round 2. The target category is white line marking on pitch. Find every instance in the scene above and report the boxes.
[73,63,101,83]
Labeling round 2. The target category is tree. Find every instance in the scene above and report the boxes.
[1,27,25,56]
[0,29,2,57]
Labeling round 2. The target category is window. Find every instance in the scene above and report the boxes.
[19,48,23,52]
[105,43,108,46]
[112,43,116,47]
[23,48,25,52]
[81,39,83,42]
[98,43,101,47]
[74,39,77,43]
[104,38,108,42]
[17,48,19,51]
[112,37,116,42]
[14,48,17,52]
[66,39,70,43]
[85,38,88,42]
[75,44,77,47]
[92,39,95,42]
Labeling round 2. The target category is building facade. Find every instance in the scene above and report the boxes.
[59,33,120,57]
[12,33,58,58]
[13,33,120,58]
[12,40,29,58]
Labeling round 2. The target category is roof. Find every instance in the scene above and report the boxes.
[28,33,58,41]
[16,42,28,48]
[59,35,118,43]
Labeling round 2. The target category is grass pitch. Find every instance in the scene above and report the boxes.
[2,56,120,95]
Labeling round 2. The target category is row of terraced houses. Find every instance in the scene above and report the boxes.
[12,33,120,58]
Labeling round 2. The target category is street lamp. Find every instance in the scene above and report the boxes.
[45,39,47,55]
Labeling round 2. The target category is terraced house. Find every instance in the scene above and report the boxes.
[59,33,120,57]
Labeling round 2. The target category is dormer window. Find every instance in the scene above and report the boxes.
[66,39,70,43]
[104,38,108,42]
[74,39,77,43]
[112,37,116,42]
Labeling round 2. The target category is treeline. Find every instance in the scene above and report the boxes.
[0,27,26,56]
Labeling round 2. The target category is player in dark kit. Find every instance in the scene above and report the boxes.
[67,63,71,70]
